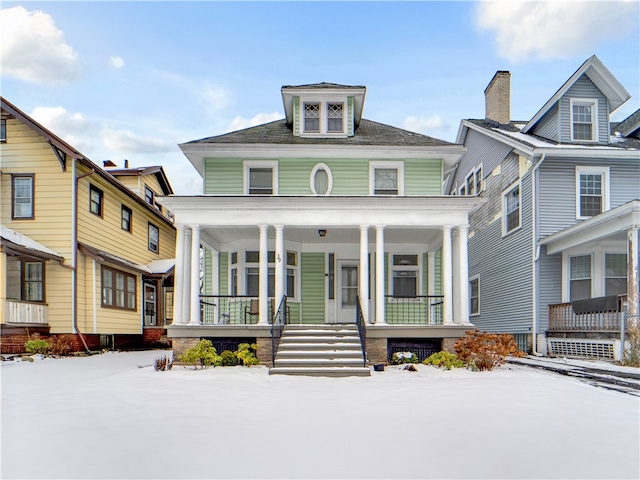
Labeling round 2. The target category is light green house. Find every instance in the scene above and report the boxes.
[159,83,482,365]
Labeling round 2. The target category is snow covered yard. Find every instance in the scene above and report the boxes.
[1,350,638,480]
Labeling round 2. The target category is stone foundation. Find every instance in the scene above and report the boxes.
[365,337,387,364]
[171,337,201,360]
[256,337,273,366]
[441,337,458,353]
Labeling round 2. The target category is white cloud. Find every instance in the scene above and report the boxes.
[403,115,450,134]
[102,128,171,154]
[109,55,125,69]
[0,6,81,85]
[476,1,639,64]
[30,106,93,151]
[227,112,284,132]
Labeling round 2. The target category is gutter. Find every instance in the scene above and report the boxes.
[72,161,94,353]
[530,153,545,355]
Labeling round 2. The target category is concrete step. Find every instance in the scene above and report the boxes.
[276,349,364,358]
[269,366,371,377]
[275,357,366,367]
[280,335,360,344]
[277,342,362,351]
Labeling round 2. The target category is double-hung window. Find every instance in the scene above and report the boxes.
[245,250,275,297]
[245,161,277,195]
[102,266,136,310]
[1,118,6,142]
[327,103,343,132]
[503,182,520,235]
[12,174,34,219]
[370,162,404,195]
[121,205,132,233]
[576,166,609,219]
[469,276,479,315]
[23,261,44,302]
[605,253,627,297]
[391,254,419,298]
[569,255,592,301]
[571,99,597,142]
[148,223,159,253]
[89,184,103,217]
[304,103,320,133]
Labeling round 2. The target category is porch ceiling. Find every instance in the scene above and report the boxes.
[200,226,444,248]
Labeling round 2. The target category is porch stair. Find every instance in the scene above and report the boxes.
[269,324,370,377]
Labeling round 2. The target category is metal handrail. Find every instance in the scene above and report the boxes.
[384,294,444,324]
[271,295,287,367]
[355,295,367,367]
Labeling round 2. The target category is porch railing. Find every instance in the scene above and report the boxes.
[355,296,367,366]
[384,295,443,325]
[271,295,288,366]
[5,300,48,324]
[200,295,260,325]
[548,296,626,332]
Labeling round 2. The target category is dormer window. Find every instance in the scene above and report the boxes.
[304,103,320,133]
[570,99,597,142]
[327,103,343,132]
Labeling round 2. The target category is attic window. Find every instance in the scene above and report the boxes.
[570,99,597,142]
[327,103,343,132]
[304,103,320,132]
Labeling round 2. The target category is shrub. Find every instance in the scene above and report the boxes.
[47,336,72,357]
[454,329,525,371]
[154,355,173,371]
[178,340,221,369]
[25,335,49,355]
[423,351,464,370]
[220,350,240,366]
[235,343,259,366]
[390,351,418,365]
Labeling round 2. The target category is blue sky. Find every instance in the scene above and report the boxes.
[2,1,639,194]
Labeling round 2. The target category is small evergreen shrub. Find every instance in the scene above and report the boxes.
[423,351,464,370]
[391,351,418,365]
[25,335,49,355]
[154,355,173,371]
[47,336,72,357]
[178,340,221,369]
[235,343,259,366]
[454,329,525,371]
[220,350,240,366]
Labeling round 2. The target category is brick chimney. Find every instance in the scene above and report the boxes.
[484,71,511,125]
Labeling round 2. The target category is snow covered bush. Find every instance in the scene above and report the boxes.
[178,340,222,369]
[423,351,464,370]
[235,343,259,366]
[391,351,418,365]
[454,329,525,371]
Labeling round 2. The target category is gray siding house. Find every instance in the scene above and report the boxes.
[449,55,639,360]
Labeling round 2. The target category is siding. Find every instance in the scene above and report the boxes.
[537,246,562,332]
[301,252,324,324]
[219,252,228,295]
[204,159,243,194]
[451,128,512,194]
[529,103,559,142]
[558,75,609,144]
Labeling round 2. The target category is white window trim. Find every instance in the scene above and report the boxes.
[369,161,405,196]
[243,160,278,195]
[299,98,348,137]
[310,162,333,195]
[575,166,610,220]
[469,274,480,316]
[463,164,483,196]
[502,180,522,237]
[570,98,598,143]
[387,252,422,299]
[564,253,593,302]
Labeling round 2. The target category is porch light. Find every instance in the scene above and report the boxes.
[318,229,327,237]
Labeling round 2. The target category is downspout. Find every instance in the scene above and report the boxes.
[72,160,94,353]
[531,153,545,355]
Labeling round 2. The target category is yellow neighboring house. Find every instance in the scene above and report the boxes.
[0,97,176,353]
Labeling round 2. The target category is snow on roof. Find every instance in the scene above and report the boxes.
[147,258,175,274]
[0,226,63,259]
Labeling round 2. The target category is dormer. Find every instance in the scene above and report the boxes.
[281,83,367,138]
[522,55,631,145]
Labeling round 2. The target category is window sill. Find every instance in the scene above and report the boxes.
[502,225,522,238]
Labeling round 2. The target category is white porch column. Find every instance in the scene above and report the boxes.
[427,251,436,324]
[258,224,269,325]
[182,227,192,324]
[442,225,454,325]
[375,225,386,325]
[452,228,460,322]
[457,225,470,325]
[172,225,186,324]
[628,227,639,318]
[274,224,285,304]
[189,225,201,325]
[359,225,370,323]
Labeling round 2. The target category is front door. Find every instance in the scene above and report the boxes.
[337,261,358,323]
[144,283,156,326]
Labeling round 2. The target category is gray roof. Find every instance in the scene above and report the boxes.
[612,109,640,138]
[281,82,366,90]
[183,119,456,147]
